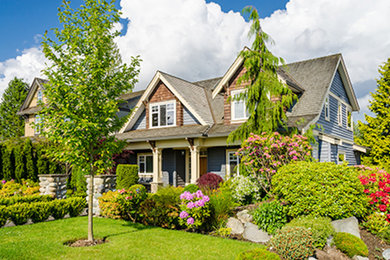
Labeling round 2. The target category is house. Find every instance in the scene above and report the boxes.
[18,50,367,192]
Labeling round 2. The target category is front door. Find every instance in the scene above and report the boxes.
[175,150,186,187]
[200,157,207,177]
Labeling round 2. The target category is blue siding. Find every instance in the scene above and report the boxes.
[132,110,146,130]
[318,140,331,162]
[330,71,350,104]
[331,144,338,163]
[338,143,357,166]
[183,107,200,125]
[311,136,320,160]
[207,147,226,179]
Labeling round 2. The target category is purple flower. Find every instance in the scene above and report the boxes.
[195,190,203,198]
[195,200,205,207]
[180,191,194,200]
[179,211,189,219]
[203,196,210,203]
[1,180,6,184]
[187,202,195,209]
[187,217,194,225]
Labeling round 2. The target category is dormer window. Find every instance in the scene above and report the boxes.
[150,101,176,128]
[324,96,330,121]
[231,89,249,121]
[37,89,43,102]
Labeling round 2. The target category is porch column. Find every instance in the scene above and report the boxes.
[151,148,162,193]
[190,146,200,184]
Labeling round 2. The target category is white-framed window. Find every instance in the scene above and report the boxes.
[337,102,343,126]
[226,150,240,176]
[35,115,42,135]
[37,89,43,102]
[231,89,249,121]
[149,101,176,128]
[138,154,153,175]
[338,151,346,165]
[324,95,330,121]
[347,108,353,130]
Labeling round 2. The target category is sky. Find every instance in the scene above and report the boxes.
[1,0,390,123]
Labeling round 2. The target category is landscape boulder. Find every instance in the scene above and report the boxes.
[226,217,244,235]
[236,210,253,224]
[242,222,270,243]
[331,217,361,238]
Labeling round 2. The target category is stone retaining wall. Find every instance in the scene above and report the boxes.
[38,174,68,199]
[85,175,116,216]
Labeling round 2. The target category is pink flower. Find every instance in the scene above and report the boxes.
[187,217,194,225]
[125,196,130,200]
[179,211,189,219]
[187,202,195,209]
[203,196,210,203]
[379,204,387,212]
[1,180,5,184]
[195,190,203,198]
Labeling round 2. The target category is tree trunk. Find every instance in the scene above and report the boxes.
[88,174,94,241]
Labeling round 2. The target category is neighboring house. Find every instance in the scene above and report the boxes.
[18,50,367,192]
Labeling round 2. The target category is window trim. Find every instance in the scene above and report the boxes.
[35,115,42,135]
[324,95,330,121]
[337,102,343,126]
[338,151,346,165]
[226,149,240,177]
[346,108,353,130]
[231,89,249,122]
[149,100,176,128]
[137,153,153,175]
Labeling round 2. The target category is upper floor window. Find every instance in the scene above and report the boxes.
[150,101,176,128]
[347,109,353,130]
[337,102,343,126]
[37,89,43,102]
[231,89,249,121]
[324,96,330,121]
[35,115,42,135]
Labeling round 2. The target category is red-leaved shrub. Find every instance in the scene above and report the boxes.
[197,173,223,190]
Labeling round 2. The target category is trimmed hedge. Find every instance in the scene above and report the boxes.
[273,161,368,219]
[0,197,86,227]
[333,232,368,258]
[236,248,280,260]
[0,194,54,206]
[116,164,138,189]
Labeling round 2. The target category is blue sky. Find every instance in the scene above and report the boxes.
[0,0,288,61]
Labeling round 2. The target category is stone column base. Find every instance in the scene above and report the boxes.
[38,174,68,199]
[85,175,116,216]
[150,182,163,193]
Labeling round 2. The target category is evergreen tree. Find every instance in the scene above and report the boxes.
[2,148,14,180]
[0,78,29,139]
[0,144,3,180]
[358,58,390,170]
[228,7,295,142]
[14,145,27,182]
[23,138,37,181]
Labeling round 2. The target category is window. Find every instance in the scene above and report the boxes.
[37,89,42,102]
[337,102,343,126]
[347,109,353,130]
[150,101,176,128]
[138,154,153,175]
[338,151,346,165]
[231,90,249,121]
[324,96,330,121]
[227,150,240,176]
[35,115,42,135]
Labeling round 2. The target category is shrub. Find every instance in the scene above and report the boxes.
[0,179,40,198]
[51,200,69,219]
[139,186,183,229]
[0,194,53,206]
[273,161,369,219]
[0,205,8,227]
[116,164,138,190]
[252,201,287,235]
[237,132,312,196]
[285,216,335,248]
[7,203,32,225]
[236,248,280,260]
[333,232,368,258]
[117,184,147,222]
[197,173,223,191]
[30,202,52,223]
[98,190,122,219]
[212,227,232,238]
[270,226,315,260]
[184,184,199,193]
[67,197,86,217]
[361,212,389,235]
[228,175,262,205]
[179,190,211,231]
[208,189,238,228]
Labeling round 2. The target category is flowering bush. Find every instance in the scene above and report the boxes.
[357,165,390,221]
[99,190,122,219]
[361,212,389,235]
[117,184,147,222]
[0,179,40,198]
[237,132,312,196]
[228,175,262,204]
[179,190,211,231]
[197,173,223,191]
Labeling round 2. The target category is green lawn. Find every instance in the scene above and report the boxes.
[0,217,262,260]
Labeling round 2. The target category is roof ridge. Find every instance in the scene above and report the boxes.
[192,76,223,84]
[286,53,341,66]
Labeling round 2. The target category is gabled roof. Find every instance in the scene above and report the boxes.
[119,71,214,133]
[17,77,48,116]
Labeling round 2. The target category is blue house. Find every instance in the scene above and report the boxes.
[116,50,366,192]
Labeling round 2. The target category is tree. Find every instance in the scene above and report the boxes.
[228,7,295,142]
[23,138,37,181]
[40,0,140,242]
[358,58,390,170]
[0,78,29,139]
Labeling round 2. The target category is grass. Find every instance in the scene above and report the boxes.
[0,217,262,259]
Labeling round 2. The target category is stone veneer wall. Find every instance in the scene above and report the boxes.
[38,174,68,199]
[85,175,116,216]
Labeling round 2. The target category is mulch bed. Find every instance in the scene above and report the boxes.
[65,238,106,247]
[360,229,390,260]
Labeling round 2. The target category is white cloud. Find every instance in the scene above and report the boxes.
[0,47,46,98]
